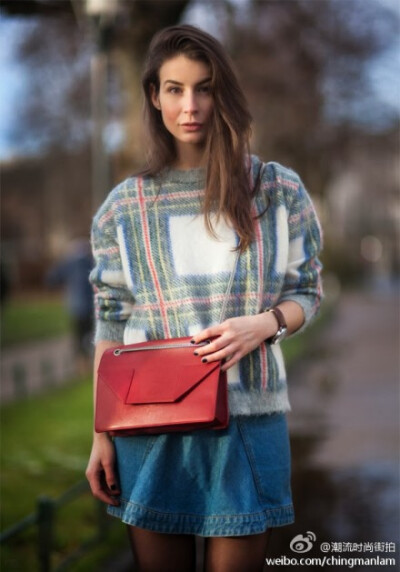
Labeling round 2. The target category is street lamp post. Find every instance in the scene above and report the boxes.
[85,0,119,212]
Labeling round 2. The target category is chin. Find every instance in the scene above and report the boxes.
[179,134,206,144]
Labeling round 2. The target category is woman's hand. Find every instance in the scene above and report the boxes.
[191,302,305,370]
[85,432,120,506]
[191,313,278,371]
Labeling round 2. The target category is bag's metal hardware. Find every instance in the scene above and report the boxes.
[113,340,210,357]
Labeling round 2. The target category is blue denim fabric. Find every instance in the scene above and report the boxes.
[107,413,294,536]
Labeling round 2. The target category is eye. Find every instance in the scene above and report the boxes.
[167,86,181,94]
[198,85,211,94]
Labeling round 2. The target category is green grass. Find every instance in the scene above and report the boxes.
[1,378,93,526]
[0,378,128,571]
[1,297,71,347]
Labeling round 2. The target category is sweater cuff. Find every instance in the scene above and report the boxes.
[278,293,321,336]
[94,319,126,345]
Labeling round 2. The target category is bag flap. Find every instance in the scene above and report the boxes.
[97,350,136,403]
[126,362,220,404]
[97,344,220,405]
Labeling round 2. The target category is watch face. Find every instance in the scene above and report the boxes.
[271,326,288,344]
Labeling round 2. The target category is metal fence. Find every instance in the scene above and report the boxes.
[0,479,110,572]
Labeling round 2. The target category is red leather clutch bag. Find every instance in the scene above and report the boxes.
[95,336,228,436]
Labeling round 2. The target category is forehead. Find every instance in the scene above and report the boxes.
[159,54,211,84]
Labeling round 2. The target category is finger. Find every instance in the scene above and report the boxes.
[193,335,228,357]
[198,345,235,364]
[94,486,118,505]
[191,324,223,344]
[102,461,120,496]
[100,472,120,506]
[221,352,241,371]
[87,471,120,505]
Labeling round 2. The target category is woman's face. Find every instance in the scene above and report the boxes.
[151,54,213,152]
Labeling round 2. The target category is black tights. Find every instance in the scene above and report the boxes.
[127,526,272,572]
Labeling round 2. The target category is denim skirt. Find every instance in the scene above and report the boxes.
[107,413,294,536]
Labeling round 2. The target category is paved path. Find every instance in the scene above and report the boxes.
[288,288,399,469]
[277,287,400,565]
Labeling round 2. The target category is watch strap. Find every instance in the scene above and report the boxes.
[268,306,287,330]
[266,306,288,344]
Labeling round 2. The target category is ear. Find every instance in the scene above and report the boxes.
[150,84,161,110]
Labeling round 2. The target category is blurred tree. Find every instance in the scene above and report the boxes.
[7,18,92,153]
[1,0,190,168]
[0,0,190,291]
[0,1,74,17]
[2,0,398,186]
[1,0,398,291]
[227,0,399,196]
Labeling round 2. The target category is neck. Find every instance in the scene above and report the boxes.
[174,142,207,170]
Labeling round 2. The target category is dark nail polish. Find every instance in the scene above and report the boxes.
[193,351,199,356]
[202,358,208,363]
[190,339,195,344]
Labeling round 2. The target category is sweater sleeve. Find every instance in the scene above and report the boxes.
[89,193,135,344]
[277,174,323,332]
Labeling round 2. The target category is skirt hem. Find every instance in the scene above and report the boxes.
[107,498,295,537]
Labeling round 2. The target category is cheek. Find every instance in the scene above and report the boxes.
[160,100,180,124]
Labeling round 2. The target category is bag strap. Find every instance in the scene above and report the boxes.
[217,161,263,323]
[219,247,240,323]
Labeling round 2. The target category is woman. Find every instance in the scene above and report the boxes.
[86,24,323,572]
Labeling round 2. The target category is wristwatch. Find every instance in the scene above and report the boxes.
[266,307,288,344]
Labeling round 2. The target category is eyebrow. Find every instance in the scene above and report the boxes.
[163,77,212,87]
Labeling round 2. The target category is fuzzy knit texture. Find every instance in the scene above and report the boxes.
[90,155,323,416]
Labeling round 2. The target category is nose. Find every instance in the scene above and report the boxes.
[183,89,198,115]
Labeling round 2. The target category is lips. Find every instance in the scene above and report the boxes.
[181,123,203,131]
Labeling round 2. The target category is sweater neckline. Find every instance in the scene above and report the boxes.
[161,166,206,184]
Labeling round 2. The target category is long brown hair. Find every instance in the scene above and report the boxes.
[141,25,260,251]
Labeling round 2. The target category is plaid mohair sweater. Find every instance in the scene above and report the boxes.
[90,155,323,416]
